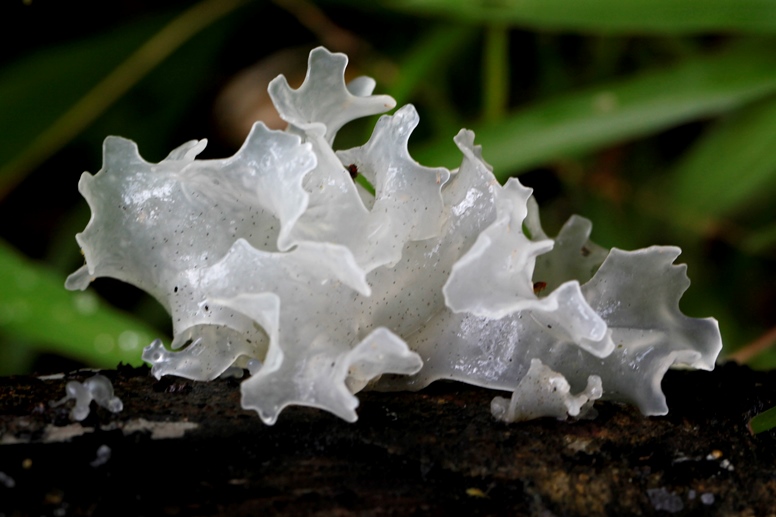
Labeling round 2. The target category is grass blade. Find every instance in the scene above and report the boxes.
[483,23,509,122]
[670,96,776,220]
[750,405,776,434]
[414,41,776,177]
[0,0,247,199]
[391,0,776,34]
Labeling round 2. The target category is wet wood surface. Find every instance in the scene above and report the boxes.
[1,362,775,516]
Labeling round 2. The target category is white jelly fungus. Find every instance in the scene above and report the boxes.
[67,47,722,424]
[51,374,123,422]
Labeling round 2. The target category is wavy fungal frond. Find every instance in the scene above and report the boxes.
[67,47,722,424]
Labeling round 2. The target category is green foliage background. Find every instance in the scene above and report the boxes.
[1,0,775,375]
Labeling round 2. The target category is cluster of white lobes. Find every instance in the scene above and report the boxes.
[66,47,722,425]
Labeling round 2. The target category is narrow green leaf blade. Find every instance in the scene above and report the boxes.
[750,405,776,434]
[390,0,776,34]
[670,96,776,219]
[388,24,478,107]
[0,14,171,195]
[0,239,161,368]
[0,0,247,199]
[414,42,776,177]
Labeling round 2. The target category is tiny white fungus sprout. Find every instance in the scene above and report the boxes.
[51,374,123,422]
[491,358,603,422]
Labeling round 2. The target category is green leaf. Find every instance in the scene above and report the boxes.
[389,0,776,34]
[0,15,170,197]
[670,96,776,220]
[85,6,239,162]
[0,0,248,199]
[387,24,478,107]
[0,336,38,376]
[743,221,776,255]
[749,405,776,434]
[0,239,161,368]
[414,41,776,177]
[482,23,509,122]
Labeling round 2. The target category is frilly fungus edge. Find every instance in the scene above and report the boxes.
[67,47,722,425]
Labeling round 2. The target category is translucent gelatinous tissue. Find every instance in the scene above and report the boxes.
[491,359,602,422]
[51,374,123,422]
[67,47,722,424]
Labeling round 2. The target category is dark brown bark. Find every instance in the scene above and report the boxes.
[1,362,775,516]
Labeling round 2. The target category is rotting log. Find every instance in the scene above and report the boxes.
[1,362,775,516]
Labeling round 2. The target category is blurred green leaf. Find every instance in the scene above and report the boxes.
[0,336,38,376]
[85,6,239,161]
[414,41,776,177]
[483,23,509,121]
[746,348,776,371]
[0,239,160,368]
[0,0,247,199]
[743,221,776,255]
[387,23,477,107]
[390,0,776,34]
[749,404,776,434]
[670,95,776,220]
[0,15,170,196]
